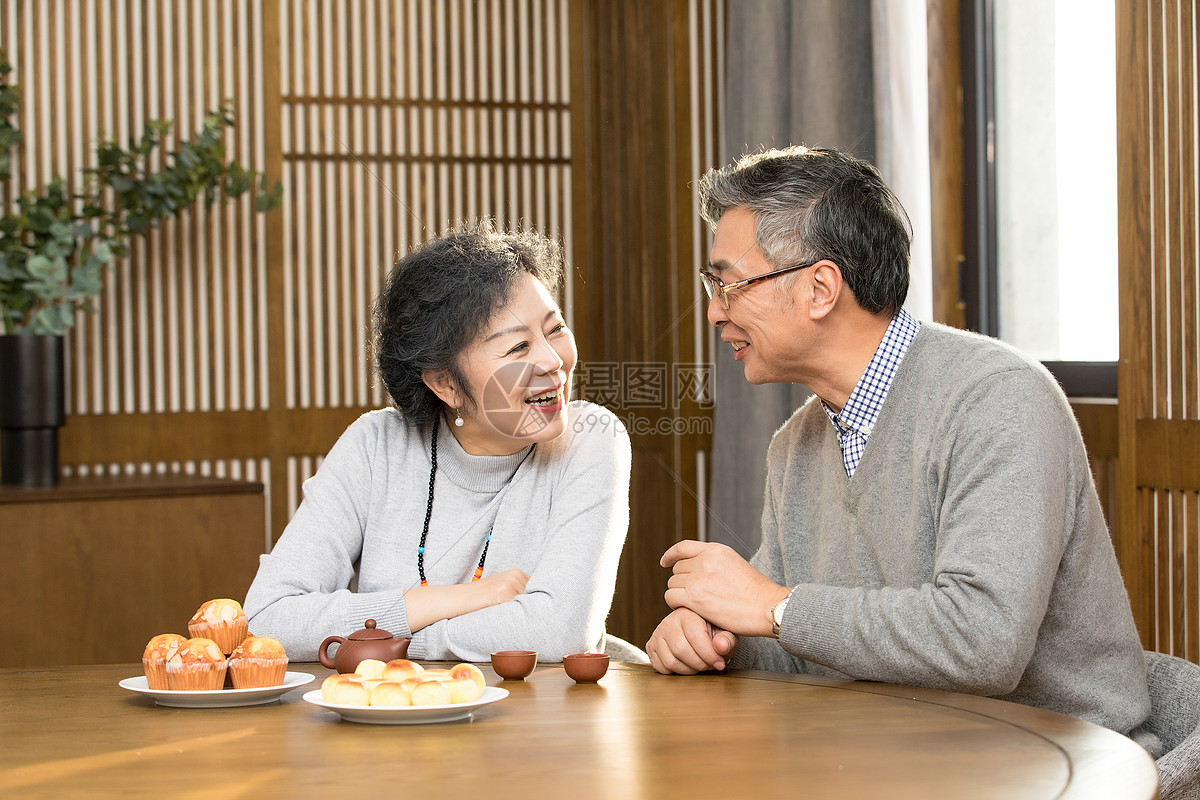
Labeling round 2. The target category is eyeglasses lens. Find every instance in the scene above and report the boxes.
[700,273,728,309]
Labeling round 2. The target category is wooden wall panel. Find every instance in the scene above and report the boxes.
[1117,0,1200,662]
[925,0,965,328]
[0,475,265,667]
[1072,402,1118,526]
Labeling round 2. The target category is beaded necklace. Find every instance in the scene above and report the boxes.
[416,414,534,587]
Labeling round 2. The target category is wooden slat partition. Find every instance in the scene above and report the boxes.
[2,0,722,647]
[5,0,576,531]
[273,0,578,532]
[1117,0,1200,662]
[568,0,721,647]
[3,0,276,504]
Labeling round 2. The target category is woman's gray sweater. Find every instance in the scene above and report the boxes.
[244,401,630,662]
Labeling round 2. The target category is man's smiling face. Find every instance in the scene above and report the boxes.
[706,206,811,385]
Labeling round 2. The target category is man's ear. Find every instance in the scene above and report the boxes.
[421,369,459,408]
[807,260,844,320]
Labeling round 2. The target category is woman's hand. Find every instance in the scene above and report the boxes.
[404,568,531,633]
[471,568,530,607]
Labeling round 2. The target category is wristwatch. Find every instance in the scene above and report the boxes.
[771,589,795,638]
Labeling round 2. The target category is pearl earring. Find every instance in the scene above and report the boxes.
[454,409,464,427]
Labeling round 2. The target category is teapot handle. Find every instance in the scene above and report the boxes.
[317,635,346,669]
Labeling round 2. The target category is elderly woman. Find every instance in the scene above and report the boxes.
[244,225,632,662]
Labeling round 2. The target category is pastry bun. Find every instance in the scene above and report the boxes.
[322,675,370,706]
[383,659,424,682]
[445,676,485,703]
[409,679,452,706]
[369,682,413,707]
[449,663,486,688]
[354,659,387,680]
[321,661,491,708]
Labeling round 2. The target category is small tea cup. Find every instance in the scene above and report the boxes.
[563,652,609,683]
[491,650,538,680]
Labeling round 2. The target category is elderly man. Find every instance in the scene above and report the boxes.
[647,145,1158,752]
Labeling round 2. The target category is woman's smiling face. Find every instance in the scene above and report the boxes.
[451,272,578,455]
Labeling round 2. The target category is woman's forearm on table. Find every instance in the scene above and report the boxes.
[402,570,529,633]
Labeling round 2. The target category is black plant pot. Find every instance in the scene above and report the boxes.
[0,334,66,486]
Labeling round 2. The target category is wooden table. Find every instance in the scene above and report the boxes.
[0,662,1158,798]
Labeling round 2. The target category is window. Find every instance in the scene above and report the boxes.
[962,0,1118,396]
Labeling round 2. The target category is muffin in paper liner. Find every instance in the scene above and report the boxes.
[142,633,188,690]
[187,599,249,655]
[228,636,289,689]
[165,637,228,690]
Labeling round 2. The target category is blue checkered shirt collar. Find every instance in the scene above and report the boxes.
[821,308,921,478]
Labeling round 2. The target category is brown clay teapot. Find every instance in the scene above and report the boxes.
[318,619,412,674]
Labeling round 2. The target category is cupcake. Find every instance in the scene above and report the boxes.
[227,635,289,689]
[142,633,188,689]
[166,637,228,690]
[187,599,249,655]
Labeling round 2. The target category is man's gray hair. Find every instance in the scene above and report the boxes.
[698,146,911,316]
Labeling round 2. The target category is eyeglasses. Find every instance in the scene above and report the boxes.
[698,260,820,310]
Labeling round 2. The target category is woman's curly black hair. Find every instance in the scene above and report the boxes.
[373,223,564,426]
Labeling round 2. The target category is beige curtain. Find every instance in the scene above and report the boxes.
[711,0,878,556]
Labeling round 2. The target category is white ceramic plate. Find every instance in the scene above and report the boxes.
[119,672,315,708]
[302,685,508,725]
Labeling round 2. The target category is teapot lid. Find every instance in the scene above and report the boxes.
[347,619,395,640]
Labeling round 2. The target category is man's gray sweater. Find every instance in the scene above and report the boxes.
[731,323,1157,751]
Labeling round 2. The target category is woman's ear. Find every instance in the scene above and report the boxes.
[807,260,844,320]
[421,369,459,408]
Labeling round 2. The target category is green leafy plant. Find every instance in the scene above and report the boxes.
[0,51,281,335]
